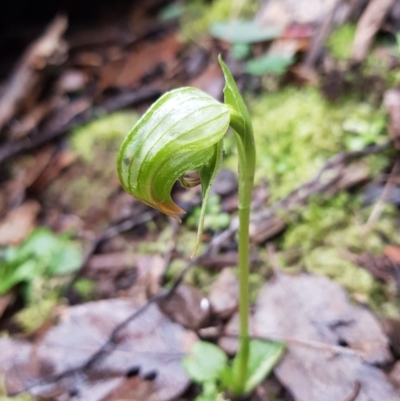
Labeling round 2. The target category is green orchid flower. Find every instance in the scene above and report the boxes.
[117,56,260,395]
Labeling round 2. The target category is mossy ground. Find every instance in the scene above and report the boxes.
[221,86,397,314]
[43,112,138,226]
[181,0,260,40]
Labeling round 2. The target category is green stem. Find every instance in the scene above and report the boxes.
[229,110,256,396]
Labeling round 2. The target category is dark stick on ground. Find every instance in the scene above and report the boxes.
[0,88,161,163]
[0,15,68,134]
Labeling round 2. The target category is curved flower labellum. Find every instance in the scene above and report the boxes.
[117,87,230,255]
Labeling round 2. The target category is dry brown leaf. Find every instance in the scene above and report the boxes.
[390,361,400,390]
[29,149,76,193]
[383,318,400,357]
[0,200,40,246]
[158,284,210,330]
[385,245,400,265]
[86,253,165,300]
[255,0,337,30]
[99,34,182,90]
[209,268,238,319]
[249,273,398,401]
[5,299,197,401]
[0,290,15,320]
[0,338,32,377]
[189,63,224,100]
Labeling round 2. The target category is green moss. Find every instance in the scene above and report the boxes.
[181,0,260,40]
[45,112,138,221]
[70,111,138,163]
[68,111,138,215]
[187,195,230,231]
[326,24,357,60]
[134,224,176,254]
[14,298,57,333]
[364,52,400,87]
[73,278,96,301]
[281,192,400,312]
[222,87,387,200]
[13,276,70,333]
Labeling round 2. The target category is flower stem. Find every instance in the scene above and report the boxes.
[229,110,256,396]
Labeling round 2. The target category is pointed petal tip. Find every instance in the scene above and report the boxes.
[157,201,185,222]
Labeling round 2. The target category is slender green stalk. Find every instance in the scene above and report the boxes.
[229,110,256,396]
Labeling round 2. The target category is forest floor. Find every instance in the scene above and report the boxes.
[1,0,400,400]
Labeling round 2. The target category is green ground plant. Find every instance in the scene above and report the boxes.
[117,56,284,398]
[0,228,81,297]
[0,228,82,332]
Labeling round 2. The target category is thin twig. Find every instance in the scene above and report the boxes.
[0,15,68,133]
[0,89,160,164]
[64,210,157,295]
[366,158,400,228]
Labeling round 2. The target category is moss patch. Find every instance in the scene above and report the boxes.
[326,24,357,60]
[222,87,387,201]
[181,0,260,40]
[280,192,400,313]
[44,112,138,225]
[70,111,138,163]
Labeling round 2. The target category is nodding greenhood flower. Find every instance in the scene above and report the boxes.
[118,57,260,395]
[117,86,231,253]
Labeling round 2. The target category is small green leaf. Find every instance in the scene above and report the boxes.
[183,341,228,383]
[194,381,220,401]
[158,3,185,21]
[231,43,252,60]
[0,228,82,296]
[244,339,285,394]
[47,243,82,275]
[210,20,280,44]
[245,54,294,76]
[18,228,60,259]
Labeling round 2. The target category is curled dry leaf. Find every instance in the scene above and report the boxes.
[5,299,197,401]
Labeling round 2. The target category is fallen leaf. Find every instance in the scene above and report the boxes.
[383,318,400,357]
[209,268,238,319]
[349,252,395,283]
[86,253,165,300]
[29,149,76,193]
[385,245,400,265]
[390,361,400,390]
[158,284,210,330]
[6,299,197,401]
[189,63,224,99]
[255,0,337,30]
[99,34,182,90]
[0,290,15,320]
[250,273,398,401]
[0,338,32,377]
[0,201,40,246]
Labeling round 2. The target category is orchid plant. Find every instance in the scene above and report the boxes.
[117,56,283,398]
